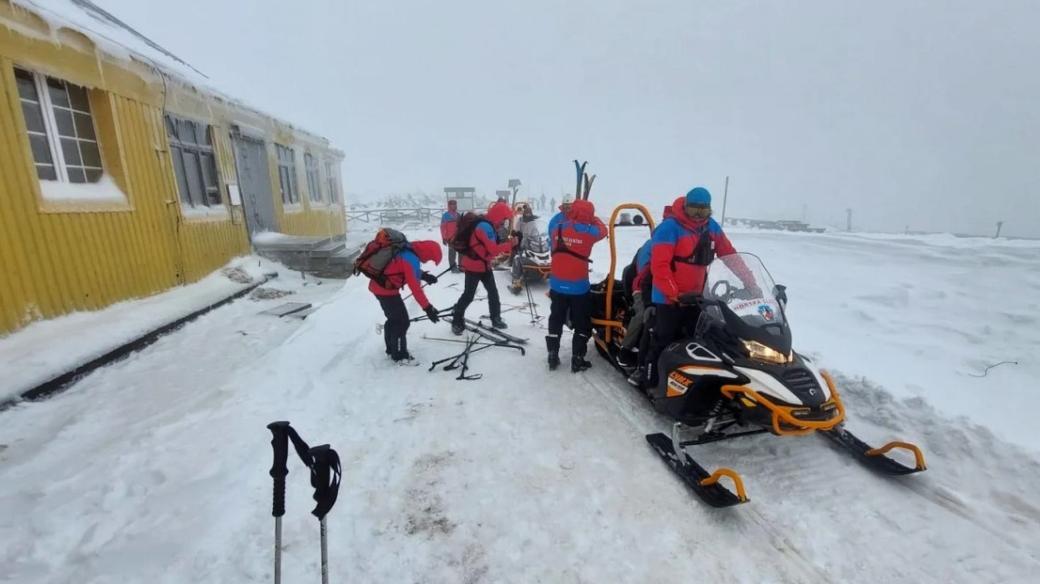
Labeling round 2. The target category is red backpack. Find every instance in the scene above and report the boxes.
[353,228,409,287]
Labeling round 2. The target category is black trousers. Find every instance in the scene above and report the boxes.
[548,290,593,357]
[377,294,410,359]
[453,270,501,322]
[447,246,458,269]
[646,303,700,381]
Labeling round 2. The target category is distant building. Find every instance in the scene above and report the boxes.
[0,0,346,334]
[444,187,477,211]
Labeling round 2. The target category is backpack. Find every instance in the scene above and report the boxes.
[353,228,409,287]
[451,212,492,260]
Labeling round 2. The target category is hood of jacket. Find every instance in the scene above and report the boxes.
[410,240,443,265]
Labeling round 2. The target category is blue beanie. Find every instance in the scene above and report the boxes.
[686,187,711,206]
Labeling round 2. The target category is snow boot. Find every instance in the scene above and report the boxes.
[450,265,461,274]
[571,333,592,373]
[571,355,592,373]
[393,353,420,366]
[491,317,509,330]
[451,321,465,336]
[627,367,647,388]
[546,335,561,371]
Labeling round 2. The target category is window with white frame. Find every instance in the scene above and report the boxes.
[304,152,323,204]
[165,115,221,208]
[324,160,339,204]
[15,67,103,183]
[275,144,299,205]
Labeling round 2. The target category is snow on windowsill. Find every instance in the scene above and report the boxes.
[180,203,230,220]
[40,174,127,204]
[283,203,305,214]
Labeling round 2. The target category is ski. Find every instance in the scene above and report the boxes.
[583,172,596,199]
[645,432,748,508]
[466,318,529,344]
[573,160,587,200]
[821,427,927,475]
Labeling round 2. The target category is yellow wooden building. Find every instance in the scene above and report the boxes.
[0,0,346,335]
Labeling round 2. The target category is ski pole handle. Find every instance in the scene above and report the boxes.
[267,421,291,518]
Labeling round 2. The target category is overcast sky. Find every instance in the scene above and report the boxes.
[98,0,1040,237]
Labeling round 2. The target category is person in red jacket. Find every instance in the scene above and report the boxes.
[440,200,460,273]
[451,202,517,334]
[546,199,607,372]
[369,240,443,363]
[637,187,757,386]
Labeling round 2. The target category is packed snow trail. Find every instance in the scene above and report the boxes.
[1,226,1039,583]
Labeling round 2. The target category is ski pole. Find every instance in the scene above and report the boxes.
[410,306,454,323]
[308,445,341,584]
[403,267,451,301]
[267,422,291,584]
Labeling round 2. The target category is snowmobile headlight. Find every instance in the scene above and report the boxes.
[741,339,790,364]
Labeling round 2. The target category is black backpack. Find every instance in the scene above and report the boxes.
[451,212,492,260]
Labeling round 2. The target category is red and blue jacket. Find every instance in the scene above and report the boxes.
[440,210,459,242]
[548,200,607,295]
[650,196,739,304]
[460,221,512,273]
[368,249,431,309]
[630,239,653,295]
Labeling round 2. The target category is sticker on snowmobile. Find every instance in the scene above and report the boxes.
[667,371,692,397]
[676,365,739,379]
[757,304,775,321]
[731,298,780,321]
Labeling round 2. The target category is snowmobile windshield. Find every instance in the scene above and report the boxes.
[703,253,785,330]
[519,219,550,254]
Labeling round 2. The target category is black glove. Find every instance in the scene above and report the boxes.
[421,272,438,285]
[424,305,440,323]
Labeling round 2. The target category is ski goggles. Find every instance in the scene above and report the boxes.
[684,204,712,219]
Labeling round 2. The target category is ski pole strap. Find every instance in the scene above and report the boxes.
[286,426,314,468]
[267,421,291,518]
[308,444,342,520]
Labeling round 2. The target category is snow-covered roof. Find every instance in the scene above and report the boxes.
[9,0,339,151]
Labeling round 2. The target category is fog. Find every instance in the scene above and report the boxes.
[99,0,1040,237]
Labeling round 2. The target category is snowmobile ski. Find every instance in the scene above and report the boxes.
[465,318,529,344]
[821,427,927,475]
[646,432,748,508]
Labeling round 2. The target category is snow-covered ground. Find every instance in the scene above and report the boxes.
[0,257,272,403]
[1,222,1039,583]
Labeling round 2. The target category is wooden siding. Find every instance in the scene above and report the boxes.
[0,0,346,335]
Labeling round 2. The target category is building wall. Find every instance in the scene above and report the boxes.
[0,0,345,335]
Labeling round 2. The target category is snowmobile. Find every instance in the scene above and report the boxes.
[590,203,927,507]
[507,215,552,294]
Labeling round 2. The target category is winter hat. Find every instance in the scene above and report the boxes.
[411,240,443,265]
[685,187,712,206]
[486,201,512,225]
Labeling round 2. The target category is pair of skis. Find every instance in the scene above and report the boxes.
[574,160,595,200]
[646,423,927,508]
